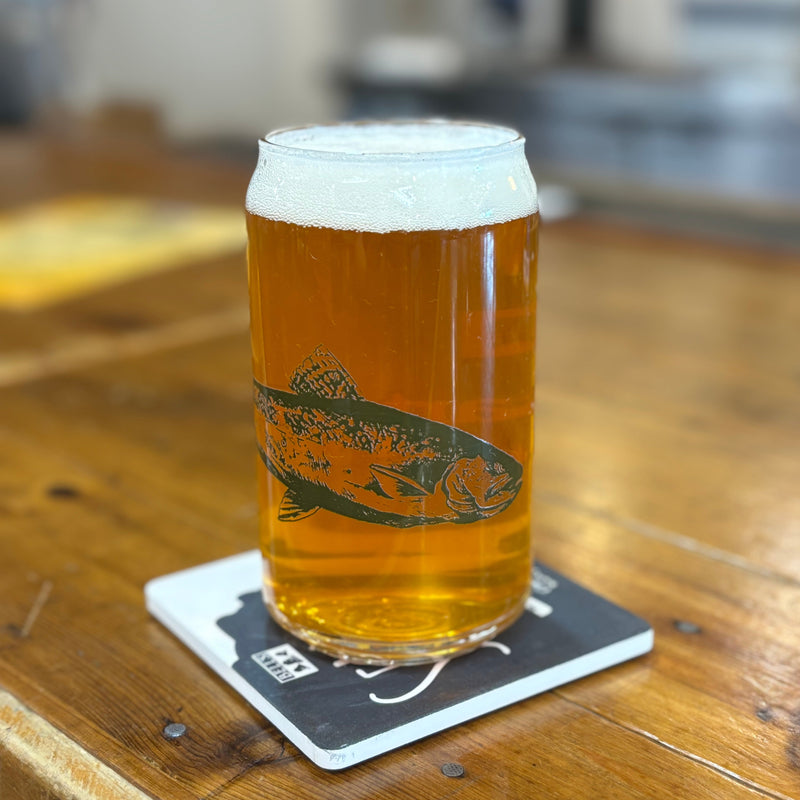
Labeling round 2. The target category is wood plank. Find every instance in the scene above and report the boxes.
[0,302,248,388]
[0,246,248,374]
[6,216,799,576]
[1,333,799,797]
[538,220,800,433]
[0,332,257,534]
[538,221,800,433]
[3,228,800,581]
[195,695,781,800]
[0,429,259,800]
[0,423,791,799]
[534,219,800,578]
[2,163,799,799]
[0,132,249,212]
[2,214,798,579]
[0,690,151,800]
[536,499,800,799]
[535,386,800,580]
[0,131,250,377]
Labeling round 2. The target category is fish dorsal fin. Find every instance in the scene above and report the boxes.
[289,346,363,400]
[370,465,429,499]
[278,489,320,522]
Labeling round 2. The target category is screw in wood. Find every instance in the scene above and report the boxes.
[673,620,702,634]
[47,484,80,499]
[441,762,465,778]
[163,722,187,739]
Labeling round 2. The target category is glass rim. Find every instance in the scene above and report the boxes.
[260,119,525,162]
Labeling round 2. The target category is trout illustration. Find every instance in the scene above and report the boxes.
[254,346,523,527]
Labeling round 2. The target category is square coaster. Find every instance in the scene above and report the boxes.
[145,551,652,770]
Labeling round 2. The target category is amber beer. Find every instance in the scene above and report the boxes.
[246,121,538,664]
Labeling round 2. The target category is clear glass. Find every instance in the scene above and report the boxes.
[246,121,539,665]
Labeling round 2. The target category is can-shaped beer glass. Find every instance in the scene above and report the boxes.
[246,121,538,664]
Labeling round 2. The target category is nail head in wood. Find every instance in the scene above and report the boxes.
[47,484,80,499]
[673,620,702,634]
[163,722,186,739]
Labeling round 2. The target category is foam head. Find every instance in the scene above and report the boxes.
[246,121,538,233]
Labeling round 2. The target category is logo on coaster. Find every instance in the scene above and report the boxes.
[252,644,319,683]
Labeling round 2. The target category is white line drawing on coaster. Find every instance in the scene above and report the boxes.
[334,641,512,705]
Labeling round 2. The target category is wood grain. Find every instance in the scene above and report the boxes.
[536,220,800,579]
[6,210,798,576]
[0,690,151,800]
[1,333,799,797]
[0,417,791,799]
[2,132,800,798]
[0,130,249,368]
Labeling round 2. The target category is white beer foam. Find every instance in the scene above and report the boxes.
[246,122,538,233]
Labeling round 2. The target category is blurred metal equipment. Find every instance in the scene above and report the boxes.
[0,0,62,123]
[341,0,800,232]
[14,0,798,242]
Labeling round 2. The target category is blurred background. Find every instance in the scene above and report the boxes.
[2,0,800,243]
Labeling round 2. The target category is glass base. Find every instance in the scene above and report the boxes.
[263,592,528,666]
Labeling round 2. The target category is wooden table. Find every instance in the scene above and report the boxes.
[2,131,800,799]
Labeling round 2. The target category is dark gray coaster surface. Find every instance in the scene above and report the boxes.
[146,550,652,770]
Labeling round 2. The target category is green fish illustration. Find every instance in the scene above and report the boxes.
[254,346,523,527]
